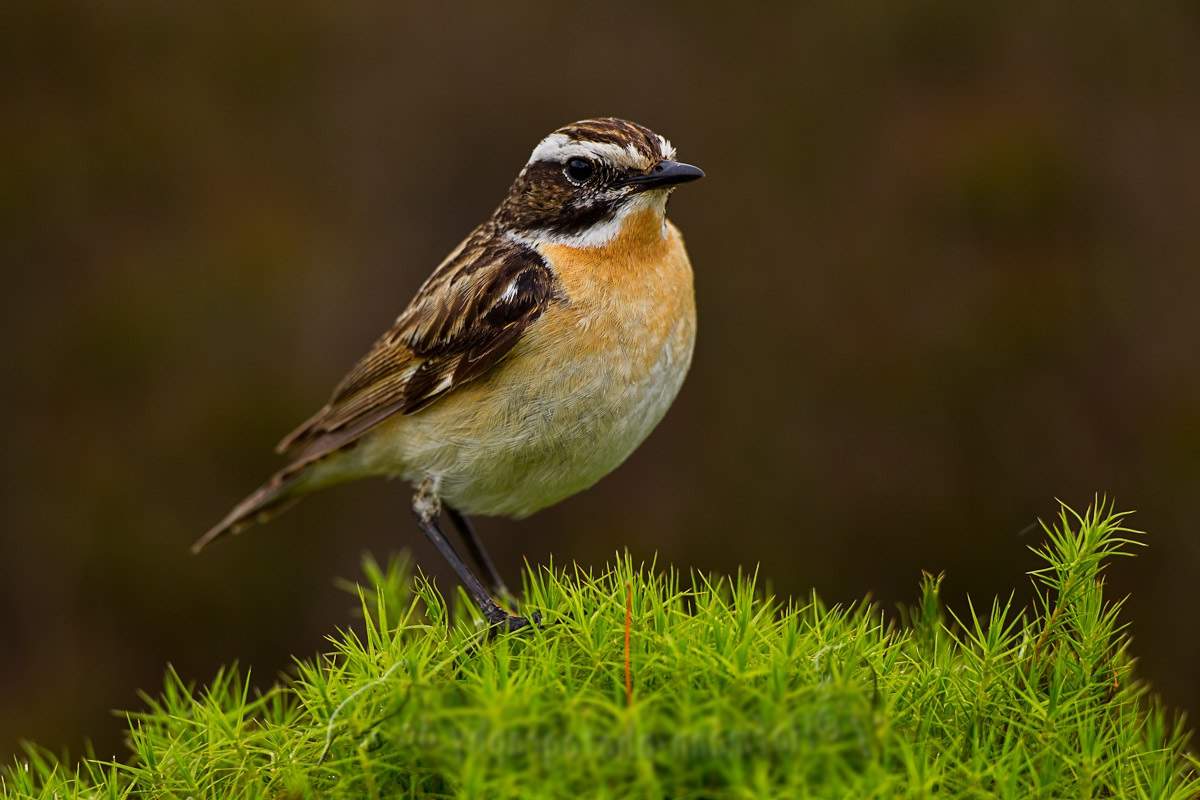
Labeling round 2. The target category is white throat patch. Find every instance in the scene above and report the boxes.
[509,191,670,249]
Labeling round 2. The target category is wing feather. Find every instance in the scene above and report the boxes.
[276,229,559,461]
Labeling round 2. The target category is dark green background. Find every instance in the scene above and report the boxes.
[4,1,1199,760]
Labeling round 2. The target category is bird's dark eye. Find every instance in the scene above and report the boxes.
[564,157,595,184]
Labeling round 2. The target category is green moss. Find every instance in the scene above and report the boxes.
[4,501,1197,798]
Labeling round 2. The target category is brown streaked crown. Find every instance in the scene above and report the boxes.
[551,118,672,166]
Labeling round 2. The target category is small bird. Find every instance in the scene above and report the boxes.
[194,118,703,631]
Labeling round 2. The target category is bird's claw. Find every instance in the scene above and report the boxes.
[486,607,542,635]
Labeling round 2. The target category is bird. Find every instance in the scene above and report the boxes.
[194,117,704,632]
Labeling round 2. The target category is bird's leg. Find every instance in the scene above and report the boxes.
[444,504,515,607]
[412,479,533,633]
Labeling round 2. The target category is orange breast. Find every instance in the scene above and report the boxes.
[534,206,696,380]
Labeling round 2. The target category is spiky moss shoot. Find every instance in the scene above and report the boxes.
[4,501,1199,798]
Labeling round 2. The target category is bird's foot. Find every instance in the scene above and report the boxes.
[485,606,542,634]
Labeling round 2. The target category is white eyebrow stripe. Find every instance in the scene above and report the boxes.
[527,134,645,167]
[527,133,571,162]
[657,134,676,160]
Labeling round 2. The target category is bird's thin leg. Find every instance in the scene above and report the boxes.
[444,505,514,604]
[412,480,533,633]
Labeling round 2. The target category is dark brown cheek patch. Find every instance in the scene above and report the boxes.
[497,162,619,236]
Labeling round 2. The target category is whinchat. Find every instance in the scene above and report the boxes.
[195,118,704,631]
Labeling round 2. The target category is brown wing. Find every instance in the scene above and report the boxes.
[276,230,560,461]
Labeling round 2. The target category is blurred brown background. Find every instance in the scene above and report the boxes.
[3,1,1199,761]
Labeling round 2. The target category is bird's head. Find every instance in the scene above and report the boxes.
[496,117,704,248]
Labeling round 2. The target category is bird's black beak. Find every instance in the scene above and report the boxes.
[623,160,705,191]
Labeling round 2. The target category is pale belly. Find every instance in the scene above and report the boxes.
[351,308,695,518]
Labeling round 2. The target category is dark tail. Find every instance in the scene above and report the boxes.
[191,463,311,554]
